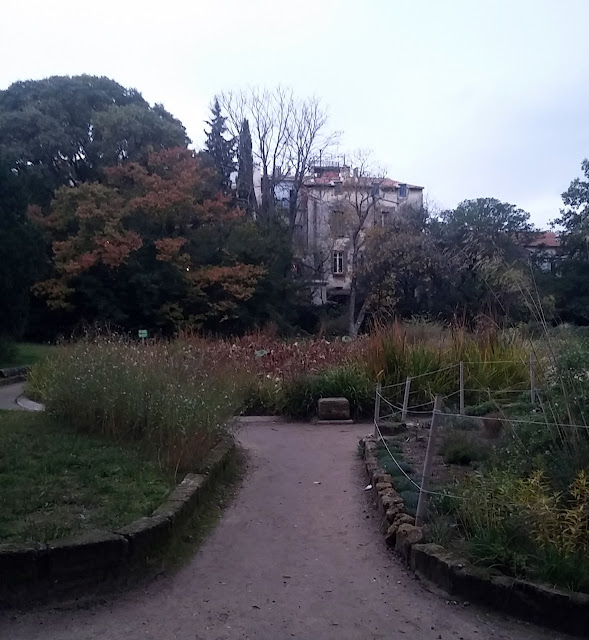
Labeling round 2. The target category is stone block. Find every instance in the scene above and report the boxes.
[385,515,415,547]
[47,531,128,585]
[116,513,174,561]
[317,397,351,421]
[152,473,206,528]
[410,543,464,594]
[196,438,234,478]
[395,523,424,560]
[0,542,48,606]
[0,542,45,583]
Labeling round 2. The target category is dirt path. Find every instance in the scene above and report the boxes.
[0,419,570,640]
[0,382,24,410]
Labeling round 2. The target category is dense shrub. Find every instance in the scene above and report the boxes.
[440,431,489,465]
[452,467,589,591]
[28,338,245,475]
[282,365,373,418]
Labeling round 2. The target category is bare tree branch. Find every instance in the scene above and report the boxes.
[219,87,337,228]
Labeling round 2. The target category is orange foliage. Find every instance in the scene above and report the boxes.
[30,147,263,323]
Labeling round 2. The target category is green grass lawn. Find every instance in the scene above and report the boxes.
[0,342,56,368]
[0,410,174,543]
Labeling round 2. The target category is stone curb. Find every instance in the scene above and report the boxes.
[0,375,25,387]
[16,395,45,412]
[360,435,589,637]
[0,437,235,608]
[0,366,30,379]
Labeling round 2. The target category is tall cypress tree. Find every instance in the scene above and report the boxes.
[237,118,256,215]
[203,97,235,193]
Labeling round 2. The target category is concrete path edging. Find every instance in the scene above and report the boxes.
[16,396,44,412]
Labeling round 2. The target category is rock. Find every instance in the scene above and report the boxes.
[385,504,405,524]
[373,471,393,485]
[317,397,351,421]
[385,515,415,547]
[395,524,424,560]
[375,481,393,492]
[381,494,401,513]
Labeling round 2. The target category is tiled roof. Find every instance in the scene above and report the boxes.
[525,231,560,248]
[303,176,422,190]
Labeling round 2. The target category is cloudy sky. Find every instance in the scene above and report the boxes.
[2,0,588,227]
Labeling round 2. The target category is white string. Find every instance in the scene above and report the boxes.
[379,363,460,390]
[373,420,465,501]
[440,409,589,431]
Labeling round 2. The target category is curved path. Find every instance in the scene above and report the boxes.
[0,419,570,640]
[0,382,24,410]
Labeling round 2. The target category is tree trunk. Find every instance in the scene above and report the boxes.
[348,283,357,337]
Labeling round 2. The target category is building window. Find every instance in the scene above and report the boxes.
[333,250,344,275]
[380,211,389,227]
[331,210,345,236]
[399,183,408,198]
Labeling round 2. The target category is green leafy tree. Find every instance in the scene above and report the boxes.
[551,159,589,323]
[435,198,537,323]
[0,75,188,205]
[0,155,44,337]
[203,97,235,193]
[236,118,256,215]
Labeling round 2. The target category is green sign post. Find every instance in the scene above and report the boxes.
[138,329,148,341]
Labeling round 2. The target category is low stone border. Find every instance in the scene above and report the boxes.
[360,435,589,637]
[16,395,44,411]
[0,437,235,608]
[0,366,29,387]
[0,366,30,379]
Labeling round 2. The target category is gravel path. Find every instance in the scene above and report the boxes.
[0,419,570,640]
[0,382,24,410]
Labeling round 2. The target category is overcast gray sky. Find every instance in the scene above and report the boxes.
[2,0,588,227]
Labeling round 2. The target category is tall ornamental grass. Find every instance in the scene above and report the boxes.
[28,337,245,475]
[365,322,531,406]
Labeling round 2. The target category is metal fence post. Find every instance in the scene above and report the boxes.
[415,395,442,527]
[373,382,382,438]
[401,376,411,422]
[459,361,465,415]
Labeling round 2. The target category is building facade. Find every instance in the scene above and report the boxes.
[291,160,424,304]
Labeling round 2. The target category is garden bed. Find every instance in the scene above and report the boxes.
[0,410,174,544]
[378,403,589,595]
[0,406,237,607]
[362,432,589,636]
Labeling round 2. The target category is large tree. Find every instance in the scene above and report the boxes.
[435,198,538,323]
[203,97,235,193]
[0,154,44,337]
[31,148,265,333]
[551,159,589,323]
[0,75,188,205]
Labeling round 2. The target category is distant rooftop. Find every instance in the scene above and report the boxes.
[524,231,560,248]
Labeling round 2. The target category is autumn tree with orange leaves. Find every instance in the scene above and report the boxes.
[31,148,267,333]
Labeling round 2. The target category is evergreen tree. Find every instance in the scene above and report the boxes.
[203,97,235,193]
[237,118,256,215]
